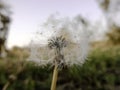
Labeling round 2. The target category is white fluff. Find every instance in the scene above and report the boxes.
[28,15,91,66]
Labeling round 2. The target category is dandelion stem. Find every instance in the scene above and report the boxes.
[51,64,58,90]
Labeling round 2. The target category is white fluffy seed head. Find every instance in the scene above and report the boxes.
[28,15,91,66]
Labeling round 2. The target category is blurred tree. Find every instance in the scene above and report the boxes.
[0,0,11,58]
[106,25,120,44]
[97,0,120,44]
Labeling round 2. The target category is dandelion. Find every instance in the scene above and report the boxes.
[28,14,91,90]
[48,36,67,90]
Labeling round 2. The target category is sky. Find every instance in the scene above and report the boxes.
[6,0,104,48]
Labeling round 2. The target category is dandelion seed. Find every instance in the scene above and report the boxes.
[28,15,91,67]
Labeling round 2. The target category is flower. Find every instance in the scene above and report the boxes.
[28,15,91,66]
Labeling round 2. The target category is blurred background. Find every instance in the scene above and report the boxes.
[0,0,120,90]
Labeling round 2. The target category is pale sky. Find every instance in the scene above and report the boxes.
[7,0,103,48]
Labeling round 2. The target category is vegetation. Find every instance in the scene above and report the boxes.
[97,0,120,44]
[0,44,120,90]
[106,25,120,44]
[0,0,11,57]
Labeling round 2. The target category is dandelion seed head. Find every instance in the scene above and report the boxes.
[28,15,91,66]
